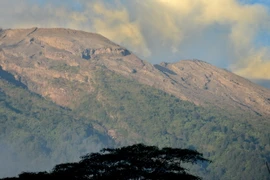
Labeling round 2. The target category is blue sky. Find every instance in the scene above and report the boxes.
[239,0,270,5]
[0,0,270,80]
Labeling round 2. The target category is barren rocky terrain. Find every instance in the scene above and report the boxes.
[0,27,270,116]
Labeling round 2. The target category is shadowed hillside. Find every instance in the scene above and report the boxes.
[0,75,113,177]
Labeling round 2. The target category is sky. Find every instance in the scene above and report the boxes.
[0,0,270,81]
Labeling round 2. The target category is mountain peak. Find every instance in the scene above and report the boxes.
[0,27,270,116]
[153,58,270,116]
[0,27,120,50]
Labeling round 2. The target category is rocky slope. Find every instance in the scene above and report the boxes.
[154,60,270,116]
[0,27,270,179]
[1,28,270,117]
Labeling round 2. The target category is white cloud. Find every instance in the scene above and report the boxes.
[0,0,270,79]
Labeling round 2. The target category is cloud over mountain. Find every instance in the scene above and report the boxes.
[0,0,270,79]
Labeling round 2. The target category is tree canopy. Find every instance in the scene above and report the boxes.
[1,144,210,180]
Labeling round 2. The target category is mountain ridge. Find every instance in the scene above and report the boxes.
[0,27,270,179]
[0,27,270,116]
[154,59,270,116]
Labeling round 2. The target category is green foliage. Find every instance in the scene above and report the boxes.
[1,67,270,179]
[74,69,270,179]
[0,78,113,177]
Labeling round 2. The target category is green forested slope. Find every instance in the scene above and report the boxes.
[73,68,270,179]
[1,67,270,179]
[0,77,113,178]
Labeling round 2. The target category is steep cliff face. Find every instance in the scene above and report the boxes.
[1,27,270,115]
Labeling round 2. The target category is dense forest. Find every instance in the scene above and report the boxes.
[0,76,114,177]
[0,67,270,179]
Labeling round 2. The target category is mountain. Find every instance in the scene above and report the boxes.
[1,28,270,116]
[0,71,113,177]
[0,27,269,179]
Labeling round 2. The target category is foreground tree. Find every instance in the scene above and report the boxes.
[2,144,210,180]
[267,161,270,175]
